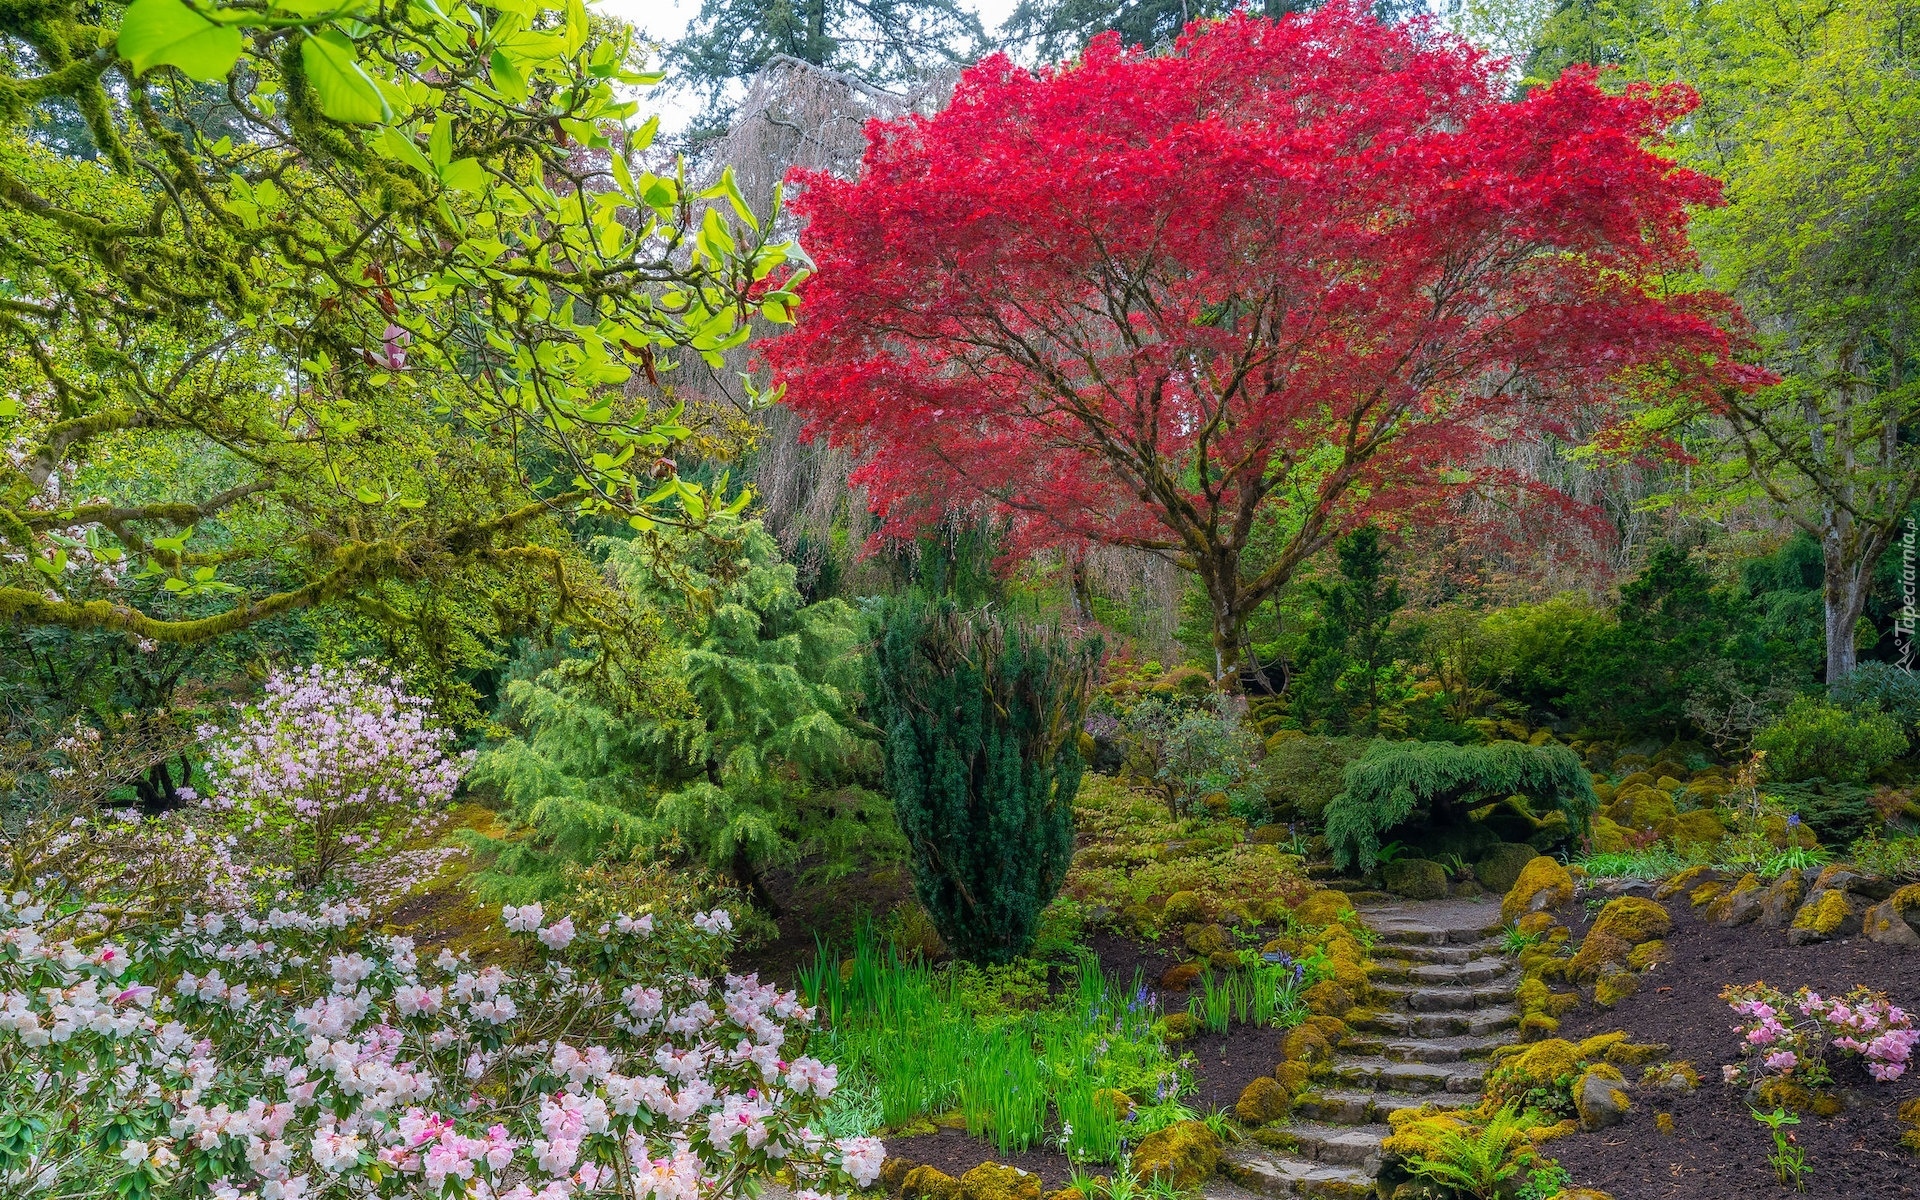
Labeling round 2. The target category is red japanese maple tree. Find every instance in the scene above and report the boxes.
[769,6,1761,676]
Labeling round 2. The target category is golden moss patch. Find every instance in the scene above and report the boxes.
[1502,856,1575,922]
[1130,1120,1222,1190]
[1589,896,1672,945]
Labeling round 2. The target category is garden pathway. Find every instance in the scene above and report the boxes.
[1212,896,1514,1200]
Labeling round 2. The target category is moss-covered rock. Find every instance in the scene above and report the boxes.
[902,1166,961,1200]
[1475,842,1543,893]
[1159,962,1201,991]
[1655,865,1718,901]
[1655,808,1727,851]
[1273,1060,1314,1096]
[1130,1120,1222,1191]
[1788,888,1859,944]
[1588,814,1630,853]
[1574,1033,1667,1066]
[1183,922,1232,956]
[1486,1039,1581,1110]
[1162,890,1206,925]
[1502,856,1575,922]
[1706,873,1764,925]
[882,1157,921,1192]
[1593,965,1641,1008]
[959,1163,1041,1200]
[1292,888,1353,929]
[1235,1076,1289,1125]
[1568,931,1632,983]
[1518,1012,1561,1040]
[1383,858,1450,900]
[1865,897,1920,946]
[1589,896,1672,945]
[1626,939,1670,971]
[1301,979,1352,1017]
[1158,1012,1195,1042]
[1574,1064,1631,1130]
[1757,872,1805,928]
[1689,880,1727,909]
[1642,1061,1700,1092]
[1515,910,1561,937]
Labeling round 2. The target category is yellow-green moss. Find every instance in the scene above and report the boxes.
[1791,889,1853,936]
[1292,889,1353,928]
[1162,890,1206,925]
[1655,865,1718,901]
[1503,856,1576,922]
[1655,1112,1675,1135]
[1690,880,1728,908]
[1130,1121,1222,1190]
[1593,967,1641,1008]
[1302,979,1352,1017]
[1568,931,1632,983]
[959,1163,1041,1200]
[903,1166,961,1200]
[1235,1076,1289,1125]
[1573,1063,1631,1129]
[1627,939,1670,970]
[1589,896,1672,945]
[1706,873,1762,922]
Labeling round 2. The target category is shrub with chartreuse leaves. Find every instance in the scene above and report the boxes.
[872,597,1099,963]
[1752,695,1907,784]
[1325,741,1597,872]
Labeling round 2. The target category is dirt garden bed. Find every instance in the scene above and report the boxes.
[1550,899,1920,1199]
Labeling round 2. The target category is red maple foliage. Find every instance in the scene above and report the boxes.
[769,5,1765,674]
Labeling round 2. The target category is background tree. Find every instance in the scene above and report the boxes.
[670,0,984,137]
[870,599,1097,963]
[999,0,1427,63]
[772,8,1760,682]
[1528,0,1920,682]
[1291,526,1414,734]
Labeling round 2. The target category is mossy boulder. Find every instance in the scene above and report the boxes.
[1162,890,1207,925]
[1788,889,1860,945]
[1383,858,1450,900]
[1655,865,1717,901]
[1131,1121,1222,1191]
[1574,1064,1632,1130]
[1292,889,1353,929]
[1475,842,1543,893]
[1626,939,1670,971]
[1160,962,1201,992]
[1593,965,1641,1008]
[1608,785,1676,829]
[1568,931,1632,983]
[1654,808,1727,851]
[1502,856,1575,922]
[1183,922,1232,956]
[1706,873,1764,925]
[1486,1039,1582,1109]
[1235,1076,1290,1125]
[1589,896,1672,945]
[1158,1012,1195,1041]
[1865,897,1920,946]
[1588,814,1630,853]
[1273,1060,1314,1096]
[902,1166,961,1200]
[1301,979,1353,1017]
[1643,1061,1700,1092]
[959,1164,1041,1200]
[1282,1023,1336,1066]
[1757,872,1805,928]
[1575,1033,1668,1066]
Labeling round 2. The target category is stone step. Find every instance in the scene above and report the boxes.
[1368,957,1512,986]
[1359,900,1505,946]
[1370,943,1481,966]
[1291,1088,1479,1125]
[1371,981,1517,1012]
[1341,1032,1508,1063]
[1271,1122,1388,1169]
[1217,1147,1375,1200]
[1354,1004,1519,1039]
[1330,1056,1484,1095]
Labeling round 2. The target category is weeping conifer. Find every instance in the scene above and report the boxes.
[871,599,1099,963]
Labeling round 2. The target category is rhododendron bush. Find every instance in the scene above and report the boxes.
[200,663,472,893]
[1723,981,1919,1087]
[772,5,1767,673]
[0,893,882,1200]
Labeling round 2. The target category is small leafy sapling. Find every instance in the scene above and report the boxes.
[1752,1106,1811,1190]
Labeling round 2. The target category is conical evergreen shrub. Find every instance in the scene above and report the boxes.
[872,599,1099,963]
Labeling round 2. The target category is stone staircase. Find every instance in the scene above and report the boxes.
[1213,898,1512,1200]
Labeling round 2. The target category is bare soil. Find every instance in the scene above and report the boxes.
[1550,900,1920,1199]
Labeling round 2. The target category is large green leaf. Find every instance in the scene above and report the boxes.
[301,30,387,124]
[117,0,243,81]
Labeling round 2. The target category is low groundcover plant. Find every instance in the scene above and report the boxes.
[1723,981,1919,1086]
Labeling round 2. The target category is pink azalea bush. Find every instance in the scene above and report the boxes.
[1723,981,1919,1087]
[0,890,881,1200]
[200,663,472,892]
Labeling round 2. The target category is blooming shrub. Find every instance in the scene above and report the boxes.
[200,663,471,892]
[0,893,881,1200]
[1724,982,1919,1085]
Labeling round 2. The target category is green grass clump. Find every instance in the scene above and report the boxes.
[798,928,1188,1162]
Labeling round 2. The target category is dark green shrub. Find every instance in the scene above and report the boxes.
[1325,741,1596,872]
[1753,696,1906,784]
[1768,781,1878,847]
[1252,735,1370,822]
[871,599,1099,963]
